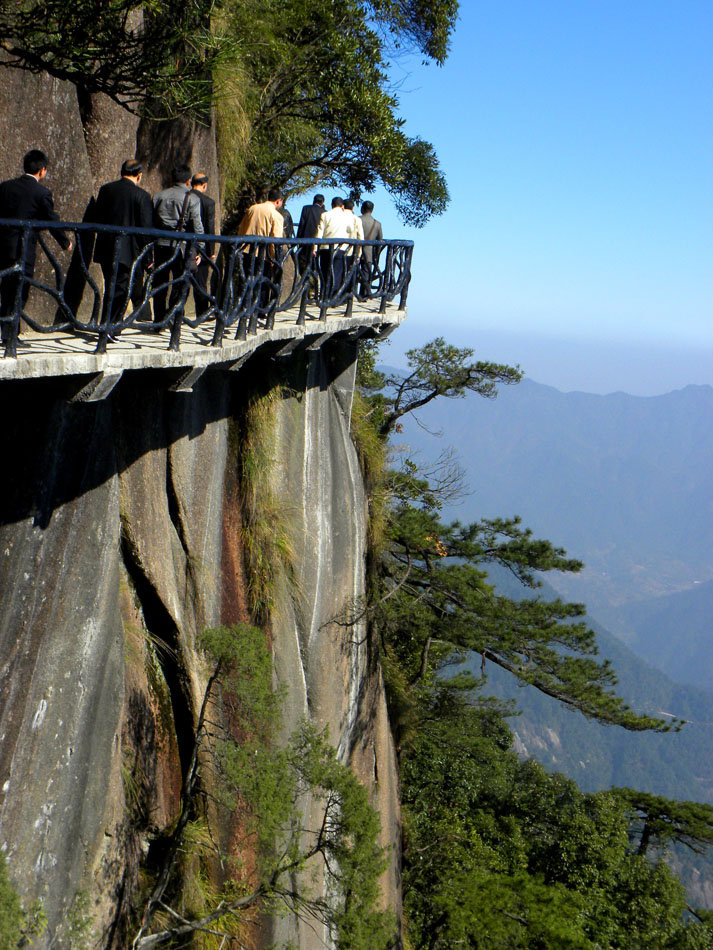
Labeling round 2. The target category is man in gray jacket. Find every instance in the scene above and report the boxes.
[359,200,383,296]
[152,164,204,326]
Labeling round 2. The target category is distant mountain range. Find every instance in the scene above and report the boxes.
[399,376,713,688]
[596,580,713,692]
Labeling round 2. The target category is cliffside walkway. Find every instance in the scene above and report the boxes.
[0,220,411,398]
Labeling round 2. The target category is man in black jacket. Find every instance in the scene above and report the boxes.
[91,159,153,324]
[190,172,217,317]
[295,194,324,285]
[0,149,71,342]
[296,194,324,240]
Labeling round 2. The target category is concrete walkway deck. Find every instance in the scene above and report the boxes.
[0,300,404,387]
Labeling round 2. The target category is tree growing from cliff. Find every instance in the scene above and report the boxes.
[216,0,452,223]
[358,336,522,436]
[351,336,713,948]
[400,685,713,949]
[612,790,713,858]
[355,337,675,736]
[132,623,394,949]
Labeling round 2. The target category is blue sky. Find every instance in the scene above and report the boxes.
[297,1,712,395]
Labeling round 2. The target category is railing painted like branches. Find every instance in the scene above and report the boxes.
[0,219,413,358]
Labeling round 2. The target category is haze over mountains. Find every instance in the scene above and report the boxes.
[399,376,713,691]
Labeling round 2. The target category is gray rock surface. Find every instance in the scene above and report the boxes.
[0,391,124,938]
[0,349,401,947]
[270,347,401,948]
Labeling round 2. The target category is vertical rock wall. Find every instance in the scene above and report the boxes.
[0,373,233,945]
[270,345,401,948]
[0,346,401,947]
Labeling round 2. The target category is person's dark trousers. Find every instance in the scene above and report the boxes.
[100,261,149,325]
[239,249,276,312]
[192,260,212,317]
[358,257,374,298]
[318,248,346,301]
[345,253,357,294]
[0,263,31,343]
[152,244,187,325]
[298,245,316,285]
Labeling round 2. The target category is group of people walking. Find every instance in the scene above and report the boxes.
[0,149,383,342]
[90,160,217,330]
[298,194,383,296]
[235,189,384,303]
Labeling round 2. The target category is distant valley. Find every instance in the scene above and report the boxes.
[399,375,713,690]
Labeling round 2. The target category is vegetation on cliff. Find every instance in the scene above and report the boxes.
[355,337,713,948]
[130,622,395,948]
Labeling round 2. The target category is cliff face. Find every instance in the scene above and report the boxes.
[0,346,400,947]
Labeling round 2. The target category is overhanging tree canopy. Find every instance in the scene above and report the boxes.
[0,0,458,224]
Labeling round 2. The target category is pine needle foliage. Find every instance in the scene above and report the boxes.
[353,337,675,736]
[0,852,46,948]
[349,336,713,949]
[0,853,23,948]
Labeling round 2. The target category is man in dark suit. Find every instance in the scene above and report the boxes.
[91,159,153,324]
[295,194,324,286]
[0,149,71,343]
[190,172,217,318]
[296,194,325,240]
[152,164,204,326]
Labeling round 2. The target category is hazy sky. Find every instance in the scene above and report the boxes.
[298,1,712,395]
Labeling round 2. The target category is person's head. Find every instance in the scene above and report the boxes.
[267,187,283,207]
[172,164,192,186]
[314,194,325,207]
[331,196,344,209]
[121,159,143,181]
[343,199,355,211]
[361,200,374,214]
[191,173,208,192]
[23,149,49,178]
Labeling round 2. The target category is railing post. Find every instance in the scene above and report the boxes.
[379,245,394,314]
[399,245,413,310]
[298,284,308,325]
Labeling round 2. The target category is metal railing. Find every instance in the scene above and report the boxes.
[0,219,413,358]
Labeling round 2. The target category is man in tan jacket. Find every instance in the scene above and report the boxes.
[238,188,284,240]
[237,188,284,308]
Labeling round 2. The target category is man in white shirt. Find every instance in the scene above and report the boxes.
[343,198,364,242]
[315,196,351,299]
